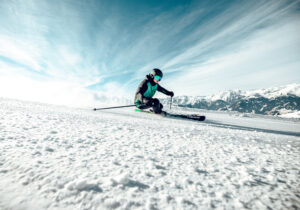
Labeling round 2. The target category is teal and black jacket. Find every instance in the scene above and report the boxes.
[134,75,171,106]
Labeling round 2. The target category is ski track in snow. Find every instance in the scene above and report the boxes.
[0,98,299,210]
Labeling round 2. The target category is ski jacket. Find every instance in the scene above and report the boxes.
[134,75,171,105]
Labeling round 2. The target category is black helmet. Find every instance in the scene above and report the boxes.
[150,68,163,78]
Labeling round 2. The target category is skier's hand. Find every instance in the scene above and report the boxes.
[169,91,174,97]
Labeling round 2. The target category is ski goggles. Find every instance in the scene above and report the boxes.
[154,75,162,81]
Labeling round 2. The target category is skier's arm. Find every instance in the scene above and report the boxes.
[135,80,148,101]
[157,85,174,97]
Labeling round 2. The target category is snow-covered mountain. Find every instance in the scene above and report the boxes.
[162,84,300,118]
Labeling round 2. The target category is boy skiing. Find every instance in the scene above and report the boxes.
[134,68,174,114]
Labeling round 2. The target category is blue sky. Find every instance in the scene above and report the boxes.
[0,0,299,107]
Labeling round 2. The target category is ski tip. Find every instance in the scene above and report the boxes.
[93,108,97,111]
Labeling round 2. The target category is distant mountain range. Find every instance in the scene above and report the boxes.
[161,84,300,118]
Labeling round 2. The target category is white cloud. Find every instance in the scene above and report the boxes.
[0,75,92,108]
[0,60,132,108]
[58,46,82,66]
[165,16,300,96]
[162,1,298,70]
[0,0,299,106]
[0,35,42,71]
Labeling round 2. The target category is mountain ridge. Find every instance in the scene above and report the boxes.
[161,84,300,118]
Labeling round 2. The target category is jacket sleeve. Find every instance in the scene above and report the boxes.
[135,79,148,101]
[157,84,171,96]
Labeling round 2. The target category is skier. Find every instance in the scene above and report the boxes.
[134,68,174,114]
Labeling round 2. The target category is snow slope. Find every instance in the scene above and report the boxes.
[0,98,299,210]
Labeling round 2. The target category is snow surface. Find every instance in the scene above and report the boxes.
[0,98,300,210]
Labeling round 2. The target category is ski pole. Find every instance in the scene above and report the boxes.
[170,96,173,110]
[93,105,135,111]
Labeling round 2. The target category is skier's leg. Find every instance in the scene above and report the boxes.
[137,104,150,109]
[160,103,163,110]
[151,98,162,114]
[136,99,151,110]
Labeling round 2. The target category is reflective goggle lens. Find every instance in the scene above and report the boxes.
[154,75,162,81]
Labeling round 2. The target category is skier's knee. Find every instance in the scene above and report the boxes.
[152,98,160,106]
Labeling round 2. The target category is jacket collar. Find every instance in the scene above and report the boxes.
[146,75,157,86]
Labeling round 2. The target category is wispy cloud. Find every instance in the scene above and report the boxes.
[162,1,299,69]
[0,0,299,106]
[0,35,43,71]
[166,16,300,95]
[112,1,300,88]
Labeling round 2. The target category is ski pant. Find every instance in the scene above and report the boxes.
[137,98,163,114]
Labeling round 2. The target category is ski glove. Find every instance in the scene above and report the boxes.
[168,91,174,97]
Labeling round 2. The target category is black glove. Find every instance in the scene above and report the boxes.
[168,91,174,97]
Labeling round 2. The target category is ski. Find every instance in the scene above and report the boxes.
[135,108,152,114]
[165,112,206,121]
[135,109,205,121]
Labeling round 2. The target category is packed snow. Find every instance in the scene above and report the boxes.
[0,98,299,210]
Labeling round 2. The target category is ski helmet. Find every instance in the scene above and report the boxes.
[150,68,163,78]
